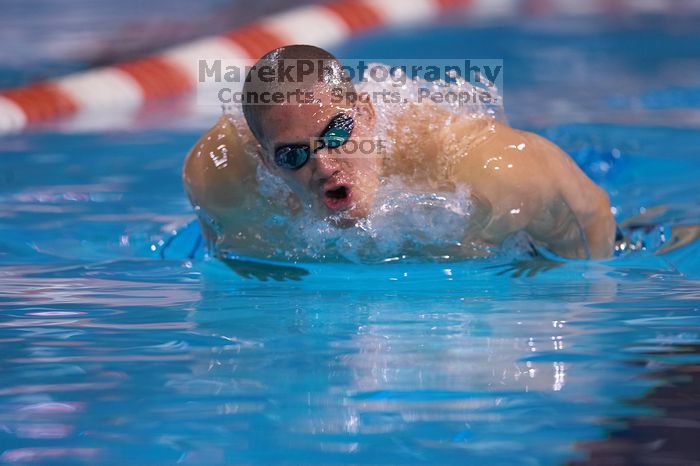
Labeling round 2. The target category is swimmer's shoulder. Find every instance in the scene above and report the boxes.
[444,119,562,173]
[443,120,552,223]
[183,114,260,210]
[386,98,507,153]
[384,102,462,170]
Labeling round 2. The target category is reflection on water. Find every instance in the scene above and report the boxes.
[1,258,699,463]
[574,345,700,465]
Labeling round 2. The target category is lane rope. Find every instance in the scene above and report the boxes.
[0,0,689,134]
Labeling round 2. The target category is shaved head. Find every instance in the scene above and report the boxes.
[242,44,356,142]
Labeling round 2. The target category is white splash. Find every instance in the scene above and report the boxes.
[252,171,475,263]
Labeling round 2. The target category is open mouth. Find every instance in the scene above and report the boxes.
[323,185,352,211]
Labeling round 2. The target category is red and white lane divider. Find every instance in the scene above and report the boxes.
[0,0,474,134]
[0,0,694,134]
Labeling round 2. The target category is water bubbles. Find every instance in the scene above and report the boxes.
[270,176,475,263]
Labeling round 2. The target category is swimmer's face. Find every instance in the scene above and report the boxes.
[255,85,382,224]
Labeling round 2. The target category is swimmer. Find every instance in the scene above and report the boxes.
[183,45,616,261]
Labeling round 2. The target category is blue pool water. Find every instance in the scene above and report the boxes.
[2,12,700,465]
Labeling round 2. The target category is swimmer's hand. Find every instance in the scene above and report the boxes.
[220,256,310,282]
[656,225,700,255]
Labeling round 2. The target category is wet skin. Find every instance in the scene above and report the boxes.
[183,85,615,260]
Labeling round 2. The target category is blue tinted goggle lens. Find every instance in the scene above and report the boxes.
[322,114,354,149]
[323,127,350,149]
[274,145,310,170]
[274,114,354,170]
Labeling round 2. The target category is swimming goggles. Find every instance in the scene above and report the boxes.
[274,113,354,170]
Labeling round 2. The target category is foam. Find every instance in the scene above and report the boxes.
[279,176,476,263]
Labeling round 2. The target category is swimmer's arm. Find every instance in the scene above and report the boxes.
[183,115,302,257]
[518,130,615,258]
[447,121,615,259]
[182,114,260,223]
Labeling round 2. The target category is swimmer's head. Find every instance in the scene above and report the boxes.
[242,44,382,224]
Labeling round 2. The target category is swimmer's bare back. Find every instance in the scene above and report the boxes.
[184,107,616,260]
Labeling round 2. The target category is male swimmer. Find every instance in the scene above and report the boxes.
[183,45,616,261]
